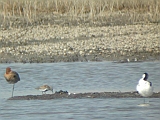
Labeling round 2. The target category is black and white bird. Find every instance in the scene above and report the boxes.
[136,73,153,103]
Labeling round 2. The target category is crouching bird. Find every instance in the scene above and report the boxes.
[4,67,20,97]
[36,85,53,94]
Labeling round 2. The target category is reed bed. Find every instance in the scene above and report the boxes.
[0,0,160,28]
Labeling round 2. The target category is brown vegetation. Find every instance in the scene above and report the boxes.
[0,0,160,28]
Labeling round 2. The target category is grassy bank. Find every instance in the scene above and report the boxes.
[0,0,160,28]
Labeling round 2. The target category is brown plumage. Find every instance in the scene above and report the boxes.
[4,67,20,97]
[36,85,53,94]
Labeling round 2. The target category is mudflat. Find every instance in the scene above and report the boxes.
[0,23,159,63]
[8,91,160,100]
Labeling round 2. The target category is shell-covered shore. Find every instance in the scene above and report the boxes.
[0,24,160,63]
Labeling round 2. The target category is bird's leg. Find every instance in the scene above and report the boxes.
[12,84,15,97]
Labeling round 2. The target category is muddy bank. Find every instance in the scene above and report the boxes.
[8,91,160,100]
[1,51,159,63]
[0,24,160,63]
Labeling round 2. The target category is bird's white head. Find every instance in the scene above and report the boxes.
[142,73,149,81]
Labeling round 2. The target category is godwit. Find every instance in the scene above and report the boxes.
[4,67,20,97]
[36,85,53,94]
[136,73,153,103]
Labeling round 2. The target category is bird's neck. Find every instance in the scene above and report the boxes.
[6,70,11,74]
[139,78,147,84]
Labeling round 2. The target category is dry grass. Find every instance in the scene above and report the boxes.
[0,0,160,27]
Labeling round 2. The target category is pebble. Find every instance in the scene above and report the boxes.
[0,24,159,63]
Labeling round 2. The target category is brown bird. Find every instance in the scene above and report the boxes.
[36,85,53,94]
[4,67,20,97]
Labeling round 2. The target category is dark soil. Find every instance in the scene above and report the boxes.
[8,91,160,100]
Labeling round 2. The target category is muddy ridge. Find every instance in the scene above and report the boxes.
[8,91,160,100]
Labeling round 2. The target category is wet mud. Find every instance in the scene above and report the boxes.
[8,91,160,100]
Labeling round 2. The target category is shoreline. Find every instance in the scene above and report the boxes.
[0,24,160,63]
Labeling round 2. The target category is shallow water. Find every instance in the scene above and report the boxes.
[0,61,160,119]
